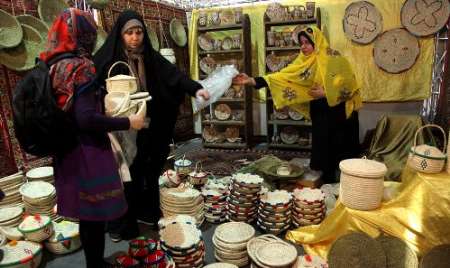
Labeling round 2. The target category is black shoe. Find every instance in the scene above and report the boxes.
[109,233,122,243]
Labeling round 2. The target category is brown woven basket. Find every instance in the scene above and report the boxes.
[407,124,447,174]
[420,244,450,268]
[376,235,418,268]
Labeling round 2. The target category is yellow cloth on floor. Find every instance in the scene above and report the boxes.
[285,167,450,259]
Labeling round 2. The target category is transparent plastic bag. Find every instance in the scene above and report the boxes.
[193,65,239,114]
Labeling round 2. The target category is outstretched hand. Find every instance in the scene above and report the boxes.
[196,89,210,100]
[232,73,255,86]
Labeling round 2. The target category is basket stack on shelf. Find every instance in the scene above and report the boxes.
[226,173,264,223]
[292,188,326,227]
[257,190,292,234]
[212,222,255,266]
[26,166,54,184]
[159,222,205,267]
[0,172,25,209]
[19,181,61,222]
[160,186,205,226]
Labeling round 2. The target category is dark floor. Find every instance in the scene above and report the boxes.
[42,138,306,267]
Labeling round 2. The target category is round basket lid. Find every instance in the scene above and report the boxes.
[343,1,383,44]
[260,190,292,205]
[0,240,42,267]
[373,28,420,74]
[18,214,51,233]
[26,166,53,180]
[232,173,263,186]
[339,158,387,178]
[16,15,49,39]
[255,241,298,267]
[20,181,55,199]
[38,0,69,27]
[47,221,79,242]
[0,9,23,49]
[214,222,255,244]
[410,144,446,159]
[93,27,107,54]
[169,18,187,47]
[420,244,450,268]
[401,0,450,37]
[159,222,201,249]
[376,235,418,268]
[147,26,160,51]
[293,188,325,203]
[328,232,386,268]
[106,74,136,81]
[0,24,45,71]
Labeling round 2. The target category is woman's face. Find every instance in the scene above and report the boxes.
[300,35,314,56]
[122,26,144,49]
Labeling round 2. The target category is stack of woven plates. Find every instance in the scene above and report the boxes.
[0,172,25,208]
[159,222,205,268]
[292,188,326,227]
[247,234,282,267]
[227,173,264,223]
[213,222,255,266]
[0,206,24,228]
[26,166,54,184]
[202,185,228,223]
[257,190,292,234]
[19,181,61,222]
[250,239,298,268]
[160,186,205,225]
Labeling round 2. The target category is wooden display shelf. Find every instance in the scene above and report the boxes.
[203,142,247,148]
[268,143,312,150]
[199,49,243,55]
[202,120,246,126]
[217,97,245,102]
[198,23,243,32]
[266,46,301,52]
[265,18,317,27]
[268,119,312,126]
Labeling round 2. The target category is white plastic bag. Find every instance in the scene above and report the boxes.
[193,65,239,114]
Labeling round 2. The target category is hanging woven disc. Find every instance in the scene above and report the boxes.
[343,1,383,44]
[0,9,23,49]
[401,0,450,37]
[38,0,69,27]
[169,18,187,47]
[16,15,49,40]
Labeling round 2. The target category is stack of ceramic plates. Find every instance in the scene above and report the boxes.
[0,206,24,229]
[160,186,205,226]
[257,190,292,234]
[226,173,264,223]
[20,181,61,222]
[0,172,25,208]
[159,222,205,268]
[202,184,228,223]
[213,222,255,267]
[292,188,326,227]
[25,166,54,184]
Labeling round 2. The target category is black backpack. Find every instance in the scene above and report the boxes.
[12,53,81,157]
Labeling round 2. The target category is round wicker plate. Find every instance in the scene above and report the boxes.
[343,1,383,44]
[255,241,297,267]
[0,9,23,49]
[328,232,386,268]
[20,181,55,200]
[0,24,45,71]
[376,235,418,268]
[373,28,419,74]
[16,15,49,39]
[38,0,69,26]
[159,222,202,250]
[401,0,450,37]
[25,166,53,180]
[0,206,23,223]
[419,244,450,268]
[170,18,187,47]
[214,222,255,244]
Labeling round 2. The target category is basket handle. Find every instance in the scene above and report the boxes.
[194,161,203,173]
[412,124,447,154]
[107,61,136,79]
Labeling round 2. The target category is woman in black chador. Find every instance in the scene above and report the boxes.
[94,10,209,241]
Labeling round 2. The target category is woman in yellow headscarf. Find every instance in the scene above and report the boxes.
[233,26,362,182]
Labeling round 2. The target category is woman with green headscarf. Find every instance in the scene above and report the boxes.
[233,26,362,183]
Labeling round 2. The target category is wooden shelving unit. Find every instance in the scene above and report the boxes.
[198,14,253,149]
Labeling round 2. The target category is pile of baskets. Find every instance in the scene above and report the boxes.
[20,181,61,222]
[247,234,298,268]
[292,188,326,227]
[0,172,25,208]
[160,186,205,226]
[202,184,228,224]
[257,190,292,234]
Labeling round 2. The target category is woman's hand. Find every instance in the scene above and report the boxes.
[129,114,145,130]
[232,73,255,86]
[196,89,210,101]
[308,84,325,99]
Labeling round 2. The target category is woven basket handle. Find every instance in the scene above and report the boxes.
[194,161,203,173]
[413,124,447,154]
[107,61,136,79]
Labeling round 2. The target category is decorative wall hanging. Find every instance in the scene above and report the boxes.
[401,0,450,37]
[373,28,420,73]
[343,1,383,44]
[169,18,187,47]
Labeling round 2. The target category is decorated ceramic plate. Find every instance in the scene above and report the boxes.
[198,33,214,51]
[288,108,303,120]
[202,126,217,143]
[214,104,232,120]
[225,127,240,143]
[222,37,233,50]
[274,107,289,120]
[280,126,299,144]
[199,56,216,74]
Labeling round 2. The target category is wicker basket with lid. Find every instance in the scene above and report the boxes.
[339,157,387,210]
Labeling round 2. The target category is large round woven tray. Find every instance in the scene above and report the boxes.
[16,15,49,39]
[0,24,45,71]
[247,234,281,263]
[420,244,450,268]
[328,232,386,268]
[214,222,255,244]
[170,18,187,47]
[254,241,297,267]
[343,1,382,44]
[38,0,70,27]
[376,235,418,268]
[401,0,450,37]
[0,9,23,49]
[373,28,419,74]
[159,222,202,250]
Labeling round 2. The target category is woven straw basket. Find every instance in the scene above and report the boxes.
[339,158,387,211]
[0,240,43,268]
[408,124,447,174]
[105,61,138,93]
[18,215,53,242]
[44,221,81,255]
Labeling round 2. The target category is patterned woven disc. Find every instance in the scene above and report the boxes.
[343,1,383,44]
[401,0,450,37]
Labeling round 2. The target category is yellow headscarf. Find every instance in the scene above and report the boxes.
[263,26,362,119]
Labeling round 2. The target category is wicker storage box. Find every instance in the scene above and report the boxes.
[339,158,387,211]
[18,215,53,242]
[408,124,447,174]
[105,61,138,93]
[44,221,80,254]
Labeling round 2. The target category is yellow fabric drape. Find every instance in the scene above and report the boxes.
[188,0,434,102]
[285,167,450,259]
[262,26,362,119]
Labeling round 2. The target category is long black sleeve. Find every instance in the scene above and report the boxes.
[254,76,268,89]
